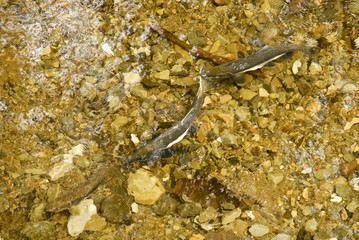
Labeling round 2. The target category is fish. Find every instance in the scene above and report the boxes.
[124,76,207,165]
[200,44,312,79]
[46,163,112,212]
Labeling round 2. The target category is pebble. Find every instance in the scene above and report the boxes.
[178,202,202,217]
[292,59,302,74]
[219,94,232,104]
[67,199,97,237]
[309,62,322,75]
[101,192,132,223]
[130,84,148,98]
[271,233,291,240]
[268,173,284,185]
[346,200,359,213]
[232,219,248,236]
[221,208,241,225]
[111,115,129,131]
[84,214,107,231]
[249,224,270,237]
[123,71,141,85]
[152,193,178,216]
[127,169,166,205]
[21,221,55,240]
[304,218,318,232]
[154,69,170,80]
[259,88,269,97]
[197,206,218,223]
[220,133,238,147]
[239,88,257,100]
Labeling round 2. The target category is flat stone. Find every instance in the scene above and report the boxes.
[239,88,257,100]
[154,69,170,80]
[197,206,218,223]
[268,173,284,185]
[271,233,291,240]
[221,208,241,225]
[220,133,238,147]
[304,218,318,232]
[127,169,165,205]
[249,224,270,237]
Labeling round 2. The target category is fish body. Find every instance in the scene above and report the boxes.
[201,44,312,79]
[124,76,206,165]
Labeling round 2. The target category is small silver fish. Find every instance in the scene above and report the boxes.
[124,76,207,165]
[200,44,312,79]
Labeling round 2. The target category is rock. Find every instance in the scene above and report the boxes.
[272,233,291,240]
[67,199,97,237]
[80,82,97,101]
[130,84,148,98]
[239,88,257,100]
[101,192,132,223]
[292,59,302,74]
[127,168,166,205]
[346,200,359,213]
[111,115,129,130]
[21,221,55,240]
[309,62,322,75]
[154,69,170,80]
[221,208,241,225]
[84,214,107,231]
[220,134,238,147]
[340,160,357,178]
[197,206,218,223]
[268,173,284,185]
[214,0,231,6]
[171,64,188,76]
[249,224,270,237]
[259,88,269,97]
[232,219,248,236]
[335,181,352,198]
[152,193,179,216]
[123,71,141,85]
[177,202,202,217]
[219,94,232,104]
[304,218,318,232]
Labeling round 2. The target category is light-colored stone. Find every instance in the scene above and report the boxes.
[127,168,166,205]
[221,208,241,225]
[68,199,97,237]
[249,224,270,237]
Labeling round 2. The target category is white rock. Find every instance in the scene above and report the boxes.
[48,161,74,181]
[330,193,342,203]
[354,37,359,49]
[101,42,114,56]
[127,169,166,205]
[69,144,85,156]
[130,134,140,146]
[131,202,139,213]
[67,199,97,237]
[123,71,141,85]
[249,224,270,237]
[349,177,359,191]
[292,59,302,74]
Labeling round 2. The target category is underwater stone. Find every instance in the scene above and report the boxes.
[249,224,270,237]
[127,168,165,205]
[67,199,97,237]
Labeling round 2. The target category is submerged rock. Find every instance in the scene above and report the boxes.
[67,199,97,237]
[127,168,166,205]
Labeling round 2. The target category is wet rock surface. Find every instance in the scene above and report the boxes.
[1,0,359,239]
